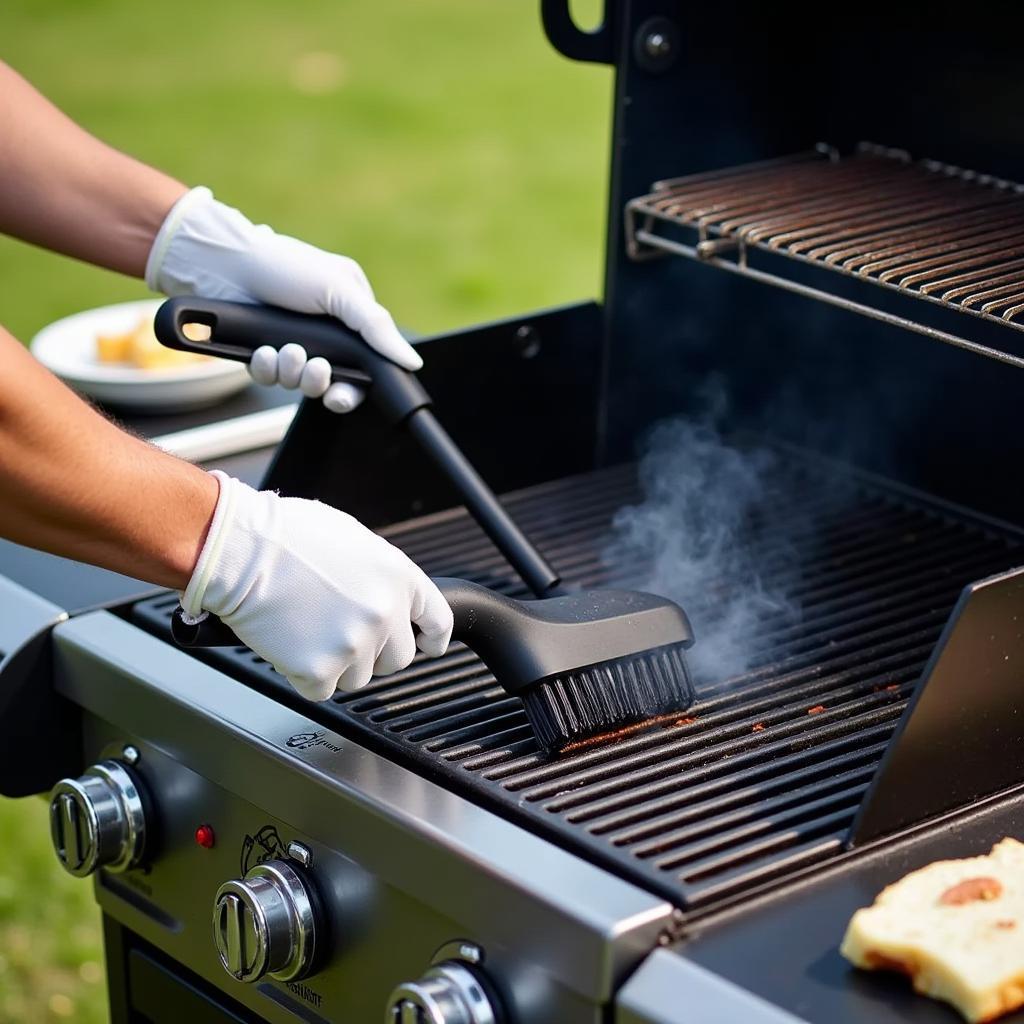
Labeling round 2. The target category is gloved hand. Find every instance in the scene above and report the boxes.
[146,186,421,413]
[181,472,453,700]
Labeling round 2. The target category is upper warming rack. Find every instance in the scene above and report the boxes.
[625,144,1024,368]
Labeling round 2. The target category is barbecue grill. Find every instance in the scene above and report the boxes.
[4,3,1024,1022]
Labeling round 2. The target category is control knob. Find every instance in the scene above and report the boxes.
[49,759,146,878]
[212,852,318,984]
[386,943,500,1024]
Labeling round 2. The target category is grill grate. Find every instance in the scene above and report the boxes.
[133,457,1023,916]
[625,144,1024,369]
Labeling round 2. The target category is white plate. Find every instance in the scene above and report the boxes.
[30,299,251,412]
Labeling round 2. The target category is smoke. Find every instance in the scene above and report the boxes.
[605,389,804,683]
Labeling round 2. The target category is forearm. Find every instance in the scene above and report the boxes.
[0,61,186,278]
[0,325,217,588]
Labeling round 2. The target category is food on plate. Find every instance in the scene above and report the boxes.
[841,837,1024,1022]
[96,316,211,370]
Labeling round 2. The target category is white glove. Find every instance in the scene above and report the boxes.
[146,186,421,413]
[181,472,453,700]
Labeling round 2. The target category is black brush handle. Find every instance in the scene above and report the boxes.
[171,578,506,649]
[170,579,502,650]
[171,577,694,702]
[156,297,561,597]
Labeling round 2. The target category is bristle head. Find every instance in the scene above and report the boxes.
[521,642,695,755]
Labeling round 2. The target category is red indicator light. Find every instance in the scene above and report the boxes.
[195,824,216,849]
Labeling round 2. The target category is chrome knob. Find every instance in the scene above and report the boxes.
[49,760,146,878]
[386,961,498,1024]
[212,860,317,983]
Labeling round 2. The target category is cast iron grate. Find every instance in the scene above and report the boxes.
[133,457,1023,916]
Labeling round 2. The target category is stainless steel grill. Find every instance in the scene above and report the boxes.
[625,144,1024,368]
[133,455,1023,921]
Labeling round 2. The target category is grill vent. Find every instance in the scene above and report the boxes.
[134,458,1022,917]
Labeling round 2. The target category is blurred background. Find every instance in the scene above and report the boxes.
[0,0,609,1019]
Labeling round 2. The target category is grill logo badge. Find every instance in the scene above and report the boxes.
[240,824,288,876]
[285,730,342,754]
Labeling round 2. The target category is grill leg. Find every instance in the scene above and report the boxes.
[103,915,132,1024]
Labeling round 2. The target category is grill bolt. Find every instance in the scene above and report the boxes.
[645,31,670,57]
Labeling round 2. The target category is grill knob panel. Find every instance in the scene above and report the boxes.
[386,962,499,1024]
[48,760,146,878]
[212,860,317,984]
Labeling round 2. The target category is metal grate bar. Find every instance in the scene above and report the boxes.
[626,145,1024,368]
[132,456,1023,917]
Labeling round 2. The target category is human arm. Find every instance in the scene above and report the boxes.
[0,62,186,277]
[0,324,216,586]
[0,58,418,410]
[0,62,452,694]
[0,323,452,695]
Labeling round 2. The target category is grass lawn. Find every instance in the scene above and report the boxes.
[0,1,609,1019]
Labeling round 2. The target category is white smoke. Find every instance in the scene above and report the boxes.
[605,406,803,683]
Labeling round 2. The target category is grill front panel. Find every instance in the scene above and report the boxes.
[134,455,1023,917]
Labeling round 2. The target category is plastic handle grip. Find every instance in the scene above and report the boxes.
[154,297,431,424]
[170,579,491,650]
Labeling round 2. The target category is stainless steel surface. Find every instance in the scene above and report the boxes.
[387,961,499,1024]
[213,859,318,983]
[48,761,146,877]
[0,572,66,663]
[615,948,808,1024]
[151,404,298,463]
[54,610,673,1022]
[625,145,1024,368]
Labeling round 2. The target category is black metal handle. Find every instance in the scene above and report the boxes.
[156,298,561,596]
[540,0,614,64]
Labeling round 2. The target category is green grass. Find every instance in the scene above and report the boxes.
[0,1,609,1019]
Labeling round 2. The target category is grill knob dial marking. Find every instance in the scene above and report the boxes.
[212,860,317,984]
[48,760,146,878]
[386,960,499,1024]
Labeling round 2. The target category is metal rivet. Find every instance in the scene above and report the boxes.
[645,31,670,57]
[121,745,140,765]
[634,16,679,73]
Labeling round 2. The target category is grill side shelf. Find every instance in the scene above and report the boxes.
[625,144,1024,369]
[849,563,1024,846]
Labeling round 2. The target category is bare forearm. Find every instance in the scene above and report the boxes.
[0,326,217,588]
[0,62,186,278]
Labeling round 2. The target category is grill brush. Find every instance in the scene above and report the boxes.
[172,577,694,754]
[155,297,696,753]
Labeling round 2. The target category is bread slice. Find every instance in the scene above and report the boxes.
[842,838,1024,1022]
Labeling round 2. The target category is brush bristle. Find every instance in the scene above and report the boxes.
[521,641,695,754]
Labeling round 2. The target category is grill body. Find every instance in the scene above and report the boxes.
[6,3,1024,1023]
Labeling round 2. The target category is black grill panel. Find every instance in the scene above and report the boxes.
[133,457,1023,915]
